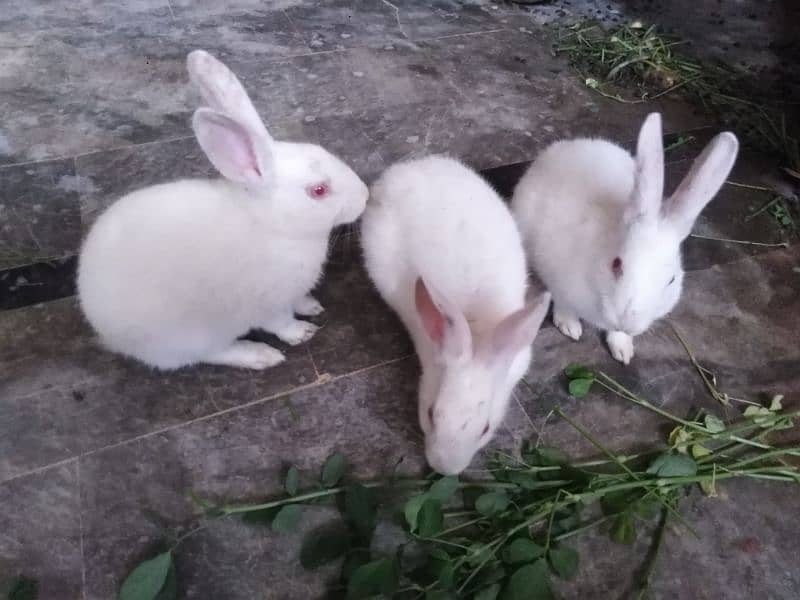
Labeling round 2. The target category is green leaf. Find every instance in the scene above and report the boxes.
[501,538,545,564]
[475,584,501,600]
[321,453,346,488]
[417,498,444,537]
[552,511,582,535]
[344,483,377,537]
[429,476,459,502]
[506,470,541,489]
[600,488,644,516]
[8,577,38,600]
[119,552,172,600]
[568,378,594,397]
[610,512,637,544]
[564,363,594,380]
[634,497,661,520]
[341,549,371,583]
[437,561,455,588]
[531,447,568,466]
[465,544,493,567]
[699,478,717,497]
[285,467,300,496]
[271,504,302,534]
[704,414,725,433]
[769,395,784,412]
[668,426,692,453]
[300,522,352,569]
[471,564,507,589]
[744,405,774,427]
[476,492,510,516]
[346,558,398,599]
[404,493,429,532]
[425,591,454,600]
[646,453,698,478]
[691,444,711,459]
[154,562,177,600]
[501,559,553,600]
[547,546,579,580]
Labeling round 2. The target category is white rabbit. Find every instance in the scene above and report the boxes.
[361,155,551,475]
[511,113,738,364]
[78,50,368,370]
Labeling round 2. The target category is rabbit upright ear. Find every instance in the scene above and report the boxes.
[187,50,275,180]
[663,132,739,239]
[415,277,472,361]
[192,108,268,186]
[629,113,665,222]
[187,50,272,142]
[488,292,551,367]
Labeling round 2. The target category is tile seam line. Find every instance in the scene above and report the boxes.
[0,26,518,163]
[1,120,716,173]
[0,135,196,169]
[0,353,415,486]
[79,353,414,456]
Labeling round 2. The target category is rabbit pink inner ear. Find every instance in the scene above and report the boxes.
[663,132,739,239]
[415,278,446,345]
[490,292,551,365]
[630,113,665,221]
[192,108,266,186]
[414,277,471,359]
[187,50,274,146]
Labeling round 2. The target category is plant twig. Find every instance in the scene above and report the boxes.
[689,234,789,248]
[636,508,669,599]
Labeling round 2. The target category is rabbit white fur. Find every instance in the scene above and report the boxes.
[512,113,738,364]
[361,155,551,475]
[78,50,368,370]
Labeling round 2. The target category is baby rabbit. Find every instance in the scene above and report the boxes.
[512,113,738,364]
[362,156,551,475]
[78,50,368,370]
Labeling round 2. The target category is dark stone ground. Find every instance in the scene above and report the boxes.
[1,1,798,598]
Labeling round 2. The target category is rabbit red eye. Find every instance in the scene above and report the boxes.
[611,257,623,279]
[428,406,435,424]
[481,423,490,436]
[307,183,329,199]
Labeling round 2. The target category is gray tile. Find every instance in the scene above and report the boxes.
[0,158,81,269]
[0,298,317,481]
[0,10,309,165]
[285,0,408,51]
[556,477,800,599]
[500,248,800,598]
[337,43,457,113]
[391,0,503,41]
[0,0,170,33]
[307,256,413,377]
[0,463,83,600]
[270,111,386,183]
[79,358,422,600]
[285,0,501,51]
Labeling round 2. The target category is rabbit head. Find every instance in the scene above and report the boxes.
[599,113,739,336]
[414,278,550,475]
[187,50,368,234]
